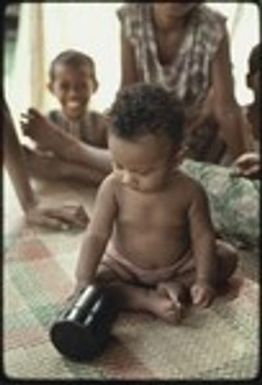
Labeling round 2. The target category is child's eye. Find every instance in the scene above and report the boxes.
[60,82,70,91]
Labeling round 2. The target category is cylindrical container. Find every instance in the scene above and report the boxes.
[50,285,118,361]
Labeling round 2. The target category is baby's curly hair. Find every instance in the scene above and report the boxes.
[49,49,98,91]
[109,83,184,145]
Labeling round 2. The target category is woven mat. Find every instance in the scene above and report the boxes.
[4,225,259,381]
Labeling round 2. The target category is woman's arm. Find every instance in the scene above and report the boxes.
[3,100,38,212]
[120,28,140,88]
[75,174,118,289]
[211,29,251,159]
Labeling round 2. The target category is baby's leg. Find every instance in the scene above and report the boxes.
[158,239,238,309]
[95,264,182,324]
[156,281,187,323]
[214,239,238,287]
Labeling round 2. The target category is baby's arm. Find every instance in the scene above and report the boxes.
[75,174,118,291]
[188,183,217,307]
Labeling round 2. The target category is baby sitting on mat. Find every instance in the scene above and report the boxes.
[74,83,238,324]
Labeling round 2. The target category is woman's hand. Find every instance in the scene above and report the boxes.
[25,201,89,230]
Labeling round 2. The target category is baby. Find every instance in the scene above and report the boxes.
[75,83,238,324]
[21,49,110,185]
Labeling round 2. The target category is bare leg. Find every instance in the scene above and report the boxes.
[23,146,105,185]
[95,265,182,324]
[160,239,238,306]
[157,281,188,322]
[21,108,112,173]
[111,283,183,324]
[214,239,238,287]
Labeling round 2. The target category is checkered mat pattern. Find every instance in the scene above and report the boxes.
[4,229,260,380]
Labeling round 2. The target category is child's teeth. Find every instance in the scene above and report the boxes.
[68,101,80,108]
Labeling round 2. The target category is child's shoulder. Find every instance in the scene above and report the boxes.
[173,170,207,201]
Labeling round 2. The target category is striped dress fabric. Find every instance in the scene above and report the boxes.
[118,4,228,162]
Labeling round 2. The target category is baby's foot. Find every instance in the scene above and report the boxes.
[146,289,183,324]
[157,281,188,320]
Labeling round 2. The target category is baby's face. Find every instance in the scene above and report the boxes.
[49,64,95,120]
[109,132,176,192]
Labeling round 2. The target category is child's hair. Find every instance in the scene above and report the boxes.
[248,43,260,76]
[109,83,184,145]
[49,49,98,91]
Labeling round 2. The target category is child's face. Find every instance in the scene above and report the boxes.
[49,64,95,120]
[109,132,178,192]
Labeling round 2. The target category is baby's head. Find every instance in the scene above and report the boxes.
[48,50,98,120]
[108,83,185,192]
[246,43,260,102]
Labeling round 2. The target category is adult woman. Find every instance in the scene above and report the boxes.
[118,2,250,162]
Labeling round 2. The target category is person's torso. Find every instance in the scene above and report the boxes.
[111,171,196,269]
[47,109,108,148]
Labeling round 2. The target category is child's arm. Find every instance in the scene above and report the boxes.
[188,183,217,307]
[211,27,251,158]
[75,174,118,291]
[120,28,140,88]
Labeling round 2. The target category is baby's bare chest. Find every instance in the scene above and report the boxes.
[118,190,188,228]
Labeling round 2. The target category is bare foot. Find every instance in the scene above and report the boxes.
[21,108,76,155]
[157,281,188,321]
[145,289,183,324]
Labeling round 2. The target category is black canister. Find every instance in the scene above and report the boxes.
[50,285,118,361]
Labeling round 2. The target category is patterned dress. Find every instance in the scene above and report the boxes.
[181,159,260,249]
[118,3,228,163]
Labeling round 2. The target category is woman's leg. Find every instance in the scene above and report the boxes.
[24,146,105,185]
[21,108,112,173]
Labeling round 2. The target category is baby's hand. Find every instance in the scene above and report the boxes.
[66,282,87,305]
[190,281,215,308]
